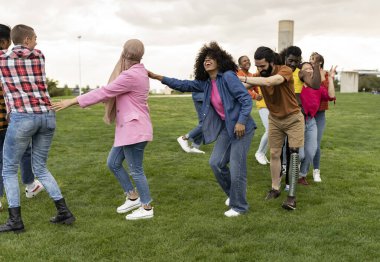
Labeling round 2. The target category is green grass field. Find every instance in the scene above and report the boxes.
[0,93,379,261]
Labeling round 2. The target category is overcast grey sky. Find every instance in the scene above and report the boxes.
[2,0,380,90]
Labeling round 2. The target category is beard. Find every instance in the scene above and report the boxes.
[259,64,273,77]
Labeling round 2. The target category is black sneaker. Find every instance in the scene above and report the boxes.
[265,189,281,200]
[282,196,296,210]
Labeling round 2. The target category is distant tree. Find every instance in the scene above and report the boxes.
[82,85,91,94]
[63,84,72,96]
[359,75,380,92]
[47,78,65,97]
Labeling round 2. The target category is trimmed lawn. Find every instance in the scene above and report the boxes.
[0,93,379,261]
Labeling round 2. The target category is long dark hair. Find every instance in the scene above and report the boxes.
[194,41,237,81]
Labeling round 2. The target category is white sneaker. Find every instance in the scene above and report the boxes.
[225,198,230,206]
[117,197,141,214]
[177,136,191,153]
[0,201,3,212]
[25,180,45,198]
[255,152,267,165]
[264,155,270,164]
[224,208,240,217]
[189,147,205,154]
[126,207,154,220]
[313,169,322,182]
[284,184,290,191]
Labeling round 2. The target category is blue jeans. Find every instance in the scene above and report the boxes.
[256,108,269,155]
[3,112,63,208]
[312,111,326,170]
[299,117,318,177]
[0,129,35,196]
[209,124,254,213]
[187,100,203,147]
[107,142,152,205]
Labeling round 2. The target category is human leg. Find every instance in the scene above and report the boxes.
[299,118,318,182]
[312,111,326,181]
[256,108,269,165]
[209,127,232,198]
[31,112,74,224]
[21,144,45,198]
[107,146,142,213]
[228,128,254,213]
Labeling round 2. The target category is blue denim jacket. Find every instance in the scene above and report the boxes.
[162,70,256,144]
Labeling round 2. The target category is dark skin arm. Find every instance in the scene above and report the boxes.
[301,54,322,89]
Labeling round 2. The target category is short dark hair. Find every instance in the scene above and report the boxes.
[194,41,237,81]
[254,46,275,63]
[273,52,282,65]
[11,24,34,45]
[238,55,248,65]
[285,46,302,57]
[0,24,11,41]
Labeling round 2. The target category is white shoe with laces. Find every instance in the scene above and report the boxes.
[224,208,240,217]
[189,147,205,154]
[225,198,230,206]
[117,197,141,214]
[25,180,45,198]
[177,136,191,153]
[313,169,322,182]
[255,152,267,165]
[126,207,154,220]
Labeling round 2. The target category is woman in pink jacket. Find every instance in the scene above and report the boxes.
[52,39,154,220]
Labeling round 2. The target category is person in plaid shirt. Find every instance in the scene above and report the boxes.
[0,24,75,233]
[0,24,46,213]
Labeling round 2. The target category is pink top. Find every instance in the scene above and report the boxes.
[77,64,153,147]
[210,79,225,120]
[300,84,331,118]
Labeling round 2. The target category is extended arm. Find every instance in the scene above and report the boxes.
[148,71,203,93]
[328,66,337,98]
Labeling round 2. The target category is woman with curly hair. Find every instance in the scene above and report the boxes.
[149,42,256,217]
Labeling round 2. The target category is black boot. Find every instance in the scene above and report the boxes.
[50,198,75,225]
[0,207,25,233]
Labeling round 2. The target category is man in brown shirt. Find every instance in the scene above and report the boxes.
[240,46,304,210]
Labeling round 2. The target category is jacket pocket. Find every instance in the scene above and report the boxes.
[123,113,139,123]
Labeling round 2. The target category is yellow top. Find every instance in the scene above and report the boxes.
[293,68,303,94]
[255,87,267,109]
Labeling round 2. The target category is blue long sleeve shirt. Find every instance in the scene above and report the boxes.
[162,70,256,144]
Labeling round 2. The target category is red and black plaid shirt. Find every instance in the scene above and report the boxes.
[0,45,52,113]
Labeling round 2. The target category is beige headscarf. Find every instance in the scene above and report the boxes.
[103,39,145,124]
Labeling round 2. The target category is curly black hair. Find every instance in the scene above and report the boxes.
[194,41,237,81]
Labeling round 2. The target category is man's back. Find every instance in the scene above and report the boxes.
[0,46,51,113]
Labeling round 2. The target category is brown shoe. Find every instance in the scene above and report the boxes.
[265,189,281,200]
[298,177,309,185]
[282,196,296,210]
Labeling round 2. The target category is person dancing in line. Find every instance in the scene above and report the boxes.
[176,90,206,154]
[306,52,337,182]
[52,39,154,220]
[236,56,268,165]
[240,46,311,210]
[0,24,75,233]
[0,24,45,212]
[149,42,256,217]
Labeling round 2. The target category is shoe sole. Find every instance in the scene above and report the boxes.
[282,203,296,211]
[117,203,141,214]
[125,214,153,220]
[51,216,76,225]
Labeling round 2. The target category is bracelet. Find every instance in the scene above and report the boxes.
[244,76,247,83]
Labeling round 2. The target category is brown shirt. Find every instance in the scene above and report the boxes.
[256,65,300,119]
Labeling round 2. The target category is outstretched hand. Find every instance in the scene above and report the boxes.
[329,65,338,78]
[147,70,163,81]
[51,98,78,112]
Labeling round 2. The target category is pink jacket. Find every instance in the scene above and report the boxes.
[77,64,153,147]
